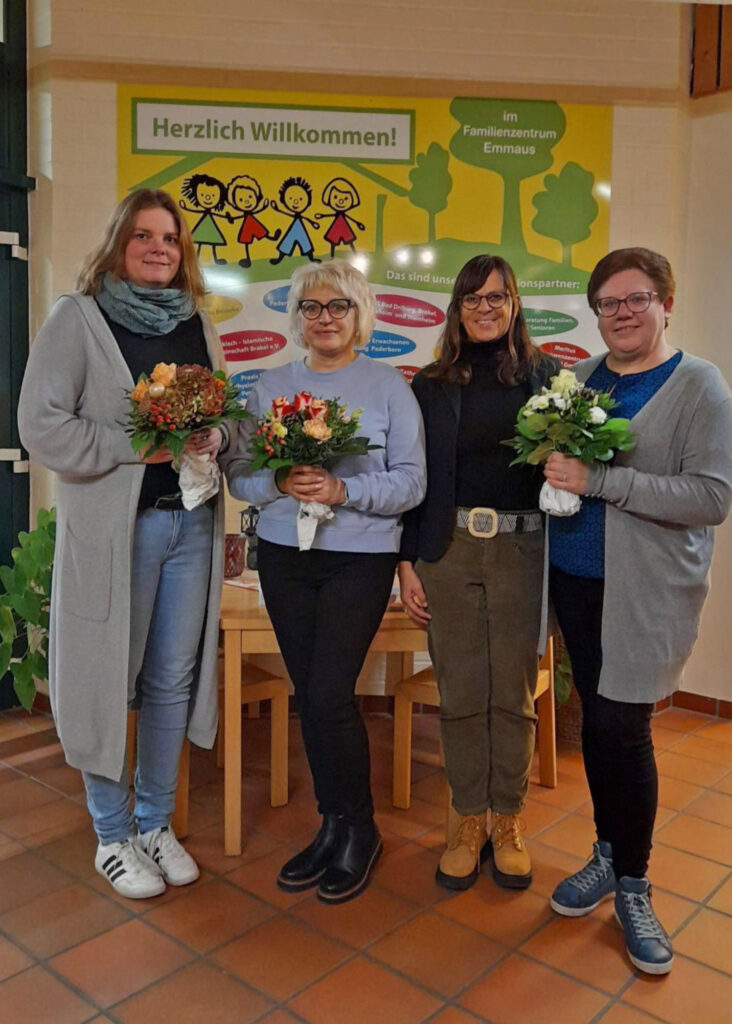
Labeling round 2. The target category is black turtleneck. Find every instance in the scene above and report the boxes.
[455,337,542,510]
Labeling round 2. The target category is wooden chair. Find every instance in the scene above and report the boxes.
[216,659,289,810]
[126,711,190,838]
[392,637,557,809]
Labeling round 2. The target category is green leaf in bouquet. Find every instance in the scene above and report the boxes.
[166,432,187,461]
[526,439,555,465]
[129,433,152,453]
[518,414,548,440]
[546,421,574,443]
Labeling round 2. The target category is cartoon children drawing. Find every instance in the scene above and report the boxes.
[226,174,281,268]
[268,176,321,265]
[315,178,365,257]
[179,174,229,264]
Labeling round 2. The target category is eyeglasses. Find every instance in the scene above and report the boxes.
[594,291,658,317]
[298,298,354,320]
[460,291,509,311]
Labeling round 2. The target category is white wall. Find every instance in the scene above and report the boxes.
[45,0,683,88]
[680,95,732,700]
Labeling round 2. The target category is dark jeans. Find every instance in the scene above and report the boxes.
[550,566,657,879]
[258,538,398,825]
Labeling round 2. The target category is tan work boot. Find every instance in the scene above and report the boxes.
[490,812,532,889]
[435,804,489,891]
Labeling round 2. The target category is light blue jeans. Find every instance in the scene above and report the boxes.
[83,505,213,843]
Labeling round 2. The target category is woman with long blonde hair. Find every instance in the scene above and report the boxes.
[19,188,229,899]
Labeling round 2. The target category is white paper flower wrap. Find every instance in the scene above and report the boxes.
[296,500,334,550]
[177,450,221,510]
[539,480,581,517]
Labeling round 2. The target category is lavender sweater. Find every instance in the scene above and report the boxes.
[226,355,426,553]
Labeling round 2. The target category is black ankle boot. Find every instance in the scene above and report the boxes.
[317,819,382,904]
[276,814,341,892]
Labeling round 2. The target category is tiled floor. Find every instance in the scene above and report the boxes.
[1,705,732,1024]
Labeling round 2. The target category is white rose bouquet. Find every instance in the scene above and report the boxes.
[249,391,380,549]
[503,369,634,516]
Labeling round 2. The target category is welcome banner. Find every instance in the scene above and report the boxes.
[119,85,612,394]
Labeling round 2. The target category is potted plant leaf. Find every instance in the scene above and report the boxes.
[0,507,56,711]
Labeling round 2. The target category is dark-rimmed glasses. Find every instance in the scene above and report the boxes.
[298,298,354,320]
[460,291,509,311]
[594,291,658,317]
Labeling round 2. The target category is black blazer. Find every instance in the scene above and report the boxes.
[399,355,559,563]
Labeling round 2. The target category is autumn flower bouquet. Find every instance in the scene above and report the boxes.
[128,362,248,509]
[503,368,634,516]
[249,391,378,549]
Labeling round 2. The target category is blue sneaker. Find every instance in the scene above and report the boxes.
[615,876,674,975]
[550,840,615,917]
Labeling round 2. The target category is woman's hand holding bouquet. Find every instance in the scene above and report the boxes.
[249,391,379,549]
[128,362,249,509]
[503,368,634,516]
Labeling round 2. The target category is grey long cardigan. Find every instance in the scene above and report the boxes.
[18,293,226,781]
[574,352,732,702]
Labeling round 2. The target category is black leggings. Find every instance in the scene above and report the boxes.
[550,566,657,879]
[257,538,398,825]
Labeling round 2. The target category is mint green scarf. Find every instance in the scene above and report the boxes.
[97,273,195,335]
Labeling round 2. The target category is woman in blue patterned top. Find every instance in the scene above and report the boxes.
[544,248,732,976]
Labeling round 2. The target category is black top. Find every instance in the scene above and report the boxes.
[399,351,560,563]
[99,306,211,509]
[455,338,542,509]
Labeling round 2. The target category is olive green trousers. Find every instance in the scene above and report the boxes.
[417,526,543,816]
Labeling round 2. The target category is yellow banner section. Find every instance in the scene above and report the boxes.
[119,85,612,382]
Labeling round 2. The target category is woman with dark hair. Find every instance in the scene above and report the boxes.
[544,247,732,974]
[18,188,230,899]
[399,254,558,892]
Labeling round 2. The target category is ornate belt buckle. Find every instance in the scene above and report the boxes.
[466,507,498,539]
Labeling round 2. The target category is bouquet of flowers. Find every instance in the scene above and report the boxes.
[128,362,248,509]
[249,390,379,549]
[503,368,634,516]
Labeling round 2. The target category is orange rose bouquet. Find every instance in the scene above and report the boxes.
[248,391,374,472]
[249,391,379,549]
[128,362,249,508]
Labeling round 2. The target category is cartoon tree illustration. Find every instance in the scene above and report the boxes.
[532,162,598,266]
[407,143,452,243]
[449,99,566,255]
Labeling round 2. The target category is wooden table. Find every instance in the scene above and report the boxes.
[220,585,428,855]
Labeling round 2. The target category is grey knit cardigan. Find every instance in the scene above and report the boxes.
[575,352,732,702]
[18,294,227,781]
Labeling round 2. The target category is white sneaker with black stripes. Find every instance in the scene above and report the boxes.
[137,826,200,886]
[94,838,166,899]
